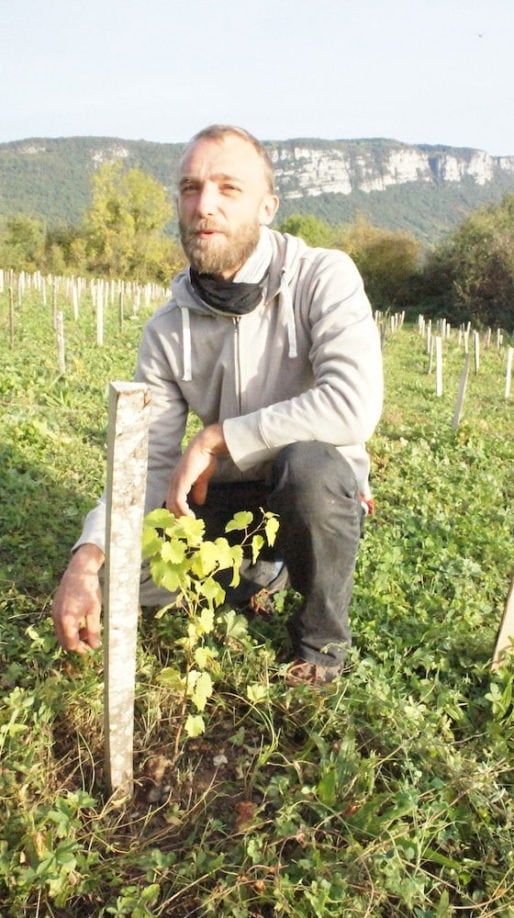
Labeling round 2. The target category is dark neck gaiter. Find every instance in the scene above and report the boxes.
[190,267,265,316]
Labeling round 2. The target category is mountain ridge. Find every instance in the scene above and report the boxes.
[1,135,514,244]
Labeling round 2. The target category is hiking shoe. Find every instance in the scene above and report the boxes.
[285,658,344,686]
[230,560,290,617]
[246,587,278,617]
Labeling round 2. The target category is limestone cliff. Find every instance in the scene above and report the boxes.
[269,140,514,198]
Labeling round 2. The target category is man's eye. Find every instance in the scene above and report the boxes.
[180,183,197,194]
[221,184,240,193]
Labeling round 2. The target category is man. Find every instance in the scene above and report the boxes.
[51,124,383,685]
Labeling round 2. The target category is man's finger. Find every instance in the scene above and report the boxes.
[166,477,195,517]
[52,604,101,653]
[79,607,102,650]
[79,625,102,650]
[191,476,209,506]
[57,621,89,654]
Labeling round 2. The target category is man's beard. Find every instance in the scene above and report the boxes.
[179,217,260,277]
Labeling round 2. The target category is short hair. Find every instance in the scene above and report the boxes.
[181,124,276,194]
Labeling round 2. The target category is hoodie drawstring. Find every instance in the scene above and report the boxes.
[280,268,297,359]
[180,307,192,382]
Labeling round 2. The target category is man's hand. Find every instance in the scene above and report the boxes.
[166,423,228,517]
[51,543,104,653]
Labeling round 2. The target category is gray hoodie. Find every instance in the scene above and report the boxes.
[77,227,383,551]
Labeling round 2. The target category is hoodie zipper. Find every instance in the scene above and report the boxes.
[233,316,243,413]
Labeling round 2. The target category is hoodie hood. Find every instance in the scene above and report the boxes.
[172,227,305,380]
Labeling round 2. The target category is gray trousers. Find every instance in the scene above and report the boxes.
[139,442,363,666]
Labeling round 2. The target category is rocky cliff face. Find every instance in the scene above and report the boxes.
[13,136,514,199]
[269,141,514,198]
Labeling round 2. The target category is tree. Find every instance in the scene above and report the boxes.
[277,214,334,248]
[85,162,178,282]
[0,216,45,272]
[421,195,514,330]
[43,224,89,276]
[337,216,422,309]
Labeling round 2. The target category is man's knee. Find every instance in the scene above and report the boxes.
[271,441,358,507]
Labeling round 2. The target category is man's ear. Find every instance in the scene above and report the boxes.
[259,193,279,226]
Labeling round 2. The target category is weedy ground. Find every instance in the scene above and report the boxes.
[1,285,513,917]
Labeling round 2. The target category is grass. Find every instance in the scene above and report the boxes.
[1,277,514,916]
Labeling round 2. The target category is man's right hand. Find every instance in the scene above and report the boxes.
[51,543,104,653]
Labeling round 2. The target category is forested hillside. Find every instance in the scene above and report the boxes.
[2,135,514,243]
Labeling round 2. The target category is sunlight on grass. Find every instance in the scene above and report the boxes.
[1,283,513,916]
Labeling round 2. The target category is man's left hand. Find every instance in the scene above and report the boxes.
[166,423,228,517]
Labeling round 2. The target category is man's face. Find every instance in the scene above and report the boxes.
[178,135,278,279]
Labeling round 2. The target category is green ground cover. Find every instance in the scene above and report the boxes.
[0,283,513,916]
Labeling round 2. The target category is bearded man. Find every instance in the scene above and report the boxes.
[51,125,383,685]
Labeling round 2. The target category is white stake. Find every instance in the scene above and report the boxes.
[55,311,66,375]
[96,281,104,346]
[72,282,79,320]
[52,281,58,329]
[492,578,514,672]
[473,331,480,374]
[505,347,513,399]
[104,382,151,799]
[8,286,15,348]
[435,336,443,396]
[452,353,470,430]
[118,289,124,332]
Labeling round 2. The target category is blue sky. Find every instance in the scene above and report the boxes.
[2,0,513,155]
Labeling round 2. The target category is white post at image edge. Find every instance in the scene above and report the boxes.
[104,382,150,798]
[492,578,514,672]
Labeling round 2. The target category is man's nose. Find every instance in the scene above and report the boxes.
[196,183,219,216]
